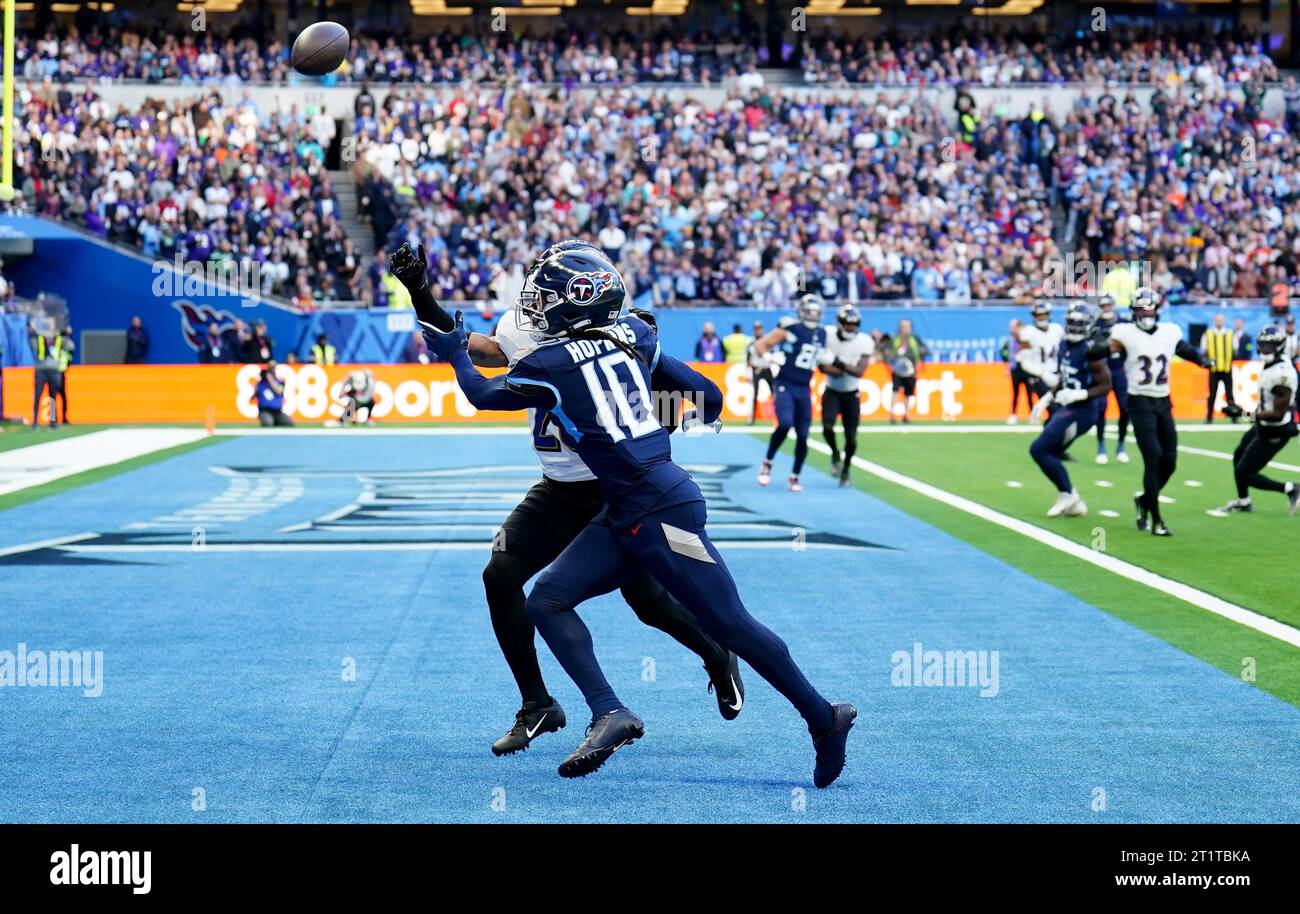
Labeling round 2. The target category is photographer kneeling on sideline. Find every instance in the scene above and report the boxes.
[253,362,294,427]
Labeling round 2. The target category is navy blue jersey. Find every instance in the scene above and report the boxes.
[505,317,718,525]
[1057,334,1110,402]
[774,321,826,388]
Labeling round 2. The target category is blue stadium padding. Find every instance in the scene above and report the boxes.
[1,430,1299,823]
[1,314,30,367]
[0,218,1285,365]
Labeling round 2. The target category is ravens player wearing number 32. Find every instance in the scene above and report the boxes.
[389,240,744,759]
[420,247,857,786]
[1108,287,1213,536]
[1028,303,1112,518]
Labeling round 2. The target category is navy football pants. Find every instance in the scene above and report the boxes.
[525,488,834,734]
[1030,404,1095,493]
[765,383,812,474]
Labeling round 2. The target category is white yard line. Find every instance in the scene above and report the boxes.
[1174,443,1300,475]
[0,429,209,497]
[800,435,1300,650]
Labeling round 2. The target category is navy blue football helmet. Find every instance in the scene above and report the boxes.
[525,239,605,278]
[1065,302,1096,342]
[518,247,626,336]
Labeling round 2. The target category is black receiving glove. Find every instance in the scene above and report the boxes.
[390,242,429,292]
[629,307,658,332]
[390,241,453,332]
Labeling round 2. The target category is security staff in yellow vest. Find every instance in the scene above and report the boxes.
[311,333,337,366]
[1100,261,1138,307]
[55,326,75,425]
[29,325,63,428]
[722,323,752,364]
[1203,312,1239,423]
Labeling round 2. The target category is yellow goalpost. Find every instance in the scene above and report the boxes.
[0,0,15,203]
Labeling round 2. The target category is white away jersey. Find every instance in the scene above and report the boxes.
[1258,359,1298,427]
[492,310,596,482]
[1111,321,1183,398]
[1018,323,1064,375]
[819,328,875,393]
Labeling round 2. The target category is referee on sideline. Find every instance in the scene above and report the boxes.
[1203,313,1239,423]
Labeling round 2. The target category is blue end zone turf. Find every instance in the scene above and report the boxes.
[1,430,1299,822]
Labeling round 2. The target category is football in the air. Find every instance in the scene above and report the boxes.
[291,21,349,76]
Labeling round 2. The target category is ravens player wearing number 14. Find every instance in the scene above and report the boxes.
[753,293,828,492]
[421,249,857,787]
[1028,304,1112,517]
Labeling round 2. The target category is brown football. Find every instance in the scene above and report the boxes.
[290,21,349,77]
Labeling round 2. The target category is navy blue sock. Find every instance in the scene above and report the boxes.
[526,596,622,718]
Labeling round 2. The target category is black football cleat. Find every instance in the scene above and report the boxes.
[1288,486,1299,518]
[1134,494,1149,532]
[558,708,644,778]
[492,699,566,756]
[1152,522,1172,537]
[812,701,858,789]
[706,651,745,721]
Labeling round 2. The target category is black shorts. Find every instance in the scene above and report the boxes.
[892,375,916,397]
[496,475,606,573]
[822,388,861,430]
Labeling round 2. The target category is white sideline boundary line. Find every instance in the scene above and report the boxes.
[1174,443,1300,475]
[0,428,209,497]
[799,436,1300,650]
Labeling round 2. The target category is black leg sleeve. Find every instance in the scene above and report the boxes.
[620,572,730,670]
[483,551,553,706]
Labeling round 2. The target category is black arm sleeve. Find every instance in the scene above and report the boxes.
[1175,339,1209,367]
[410,284,455,333]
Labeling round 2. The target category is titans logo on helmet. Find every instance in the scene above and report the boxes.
[566,271,620,304]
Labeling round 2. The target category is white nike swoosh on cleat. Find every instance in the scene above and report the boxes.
[525,713,547,739]
[727,676,743,711]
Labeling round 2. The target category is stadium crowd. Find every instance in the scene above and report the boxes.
[2,28,1298,309]
[17,24,1280,88]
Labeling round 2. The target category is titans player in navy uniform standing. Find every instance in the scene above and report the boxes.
[1029,303,1113,518]
[753,293,828,492]
[422,248,857,786]
[1093,295,1131,465]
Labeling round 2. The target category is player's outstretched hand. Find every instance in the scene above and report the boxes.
[390,242,428,291]
[1055,388,1088,406]
[681,416,723,436]
[421,310,468,361]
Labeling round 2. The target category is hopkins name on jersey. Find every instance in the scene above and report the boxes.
[492,309,596,483]
[1110,322,1183,398]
